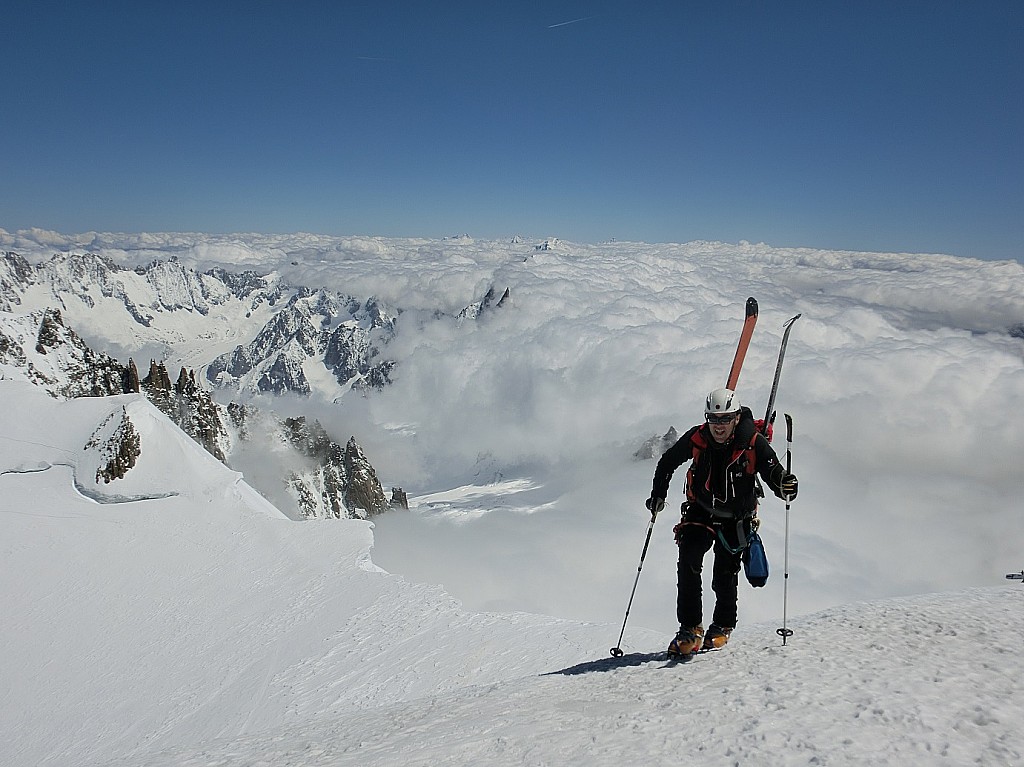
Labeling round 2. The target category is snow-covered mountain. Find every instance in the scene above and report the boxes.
[1,245,518,519]
[0,251,392,398]
[0,306,133,398]
[0,303,391,520]
[205,287,397,396]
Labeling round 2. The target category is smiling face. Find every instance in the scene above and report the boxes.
[706,411,740,444]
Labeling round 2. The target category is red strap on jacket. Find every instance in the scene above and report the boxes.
[685,426,760,504]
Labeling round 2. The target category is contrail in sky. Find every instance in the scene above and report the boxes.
[547,16,594,29]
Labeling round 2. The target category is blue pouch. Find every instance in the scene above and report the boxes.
[743,531,769,587]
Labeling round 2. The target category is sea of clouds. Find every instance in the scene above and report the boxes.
[5,227,1023,633]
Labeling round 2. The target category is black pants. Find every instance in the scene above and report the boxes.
[676,523,743,629]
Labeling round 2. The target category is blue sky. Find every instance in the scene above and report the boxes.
[3,1,1022,261]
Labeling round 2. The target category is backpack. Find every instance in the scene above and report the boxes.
[685,417,774,569]
[685,418,772,506]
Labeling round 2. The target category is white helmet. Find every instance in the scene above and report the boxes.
[705,387,741,415]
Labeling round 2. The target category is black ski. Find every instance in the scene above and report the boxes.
[760,313,801,436]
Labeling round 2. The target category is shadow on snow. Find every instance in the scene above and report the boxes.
[542,651,664,676]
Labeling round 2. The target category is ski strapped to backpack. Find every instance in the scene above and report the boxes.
[726,297,758,390]
[689,309,802,560]
[760,313,801,436]
[685,296,768,508]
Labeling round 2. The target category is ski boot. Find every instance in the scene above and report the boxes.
[702,623,733,651]
[667,625,704,658]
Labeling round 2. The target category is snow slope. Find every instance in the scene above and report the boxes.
[2,378,1023,767]
[0,381,656,766]
[104,590,1024,767]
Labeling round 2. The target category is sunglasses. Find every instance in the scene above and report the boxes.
[706,412,738,425]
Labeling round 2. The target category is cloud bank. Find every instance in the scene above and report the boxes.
[7,228,1023,633]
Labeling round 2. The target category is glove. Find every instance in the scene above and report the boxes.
[645,496,666,514]
[780,472,798,501]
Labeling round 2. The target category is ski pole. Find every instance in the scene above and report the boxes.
[776,413,795,645]
[610,506,660,657]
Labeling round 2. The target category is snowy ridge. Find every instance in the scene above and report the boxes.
[0,380,282,514]
[0,379,657,766]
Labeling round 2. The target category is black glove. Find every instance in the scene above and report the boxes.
[646,496,666,514]
[780,472,798,501]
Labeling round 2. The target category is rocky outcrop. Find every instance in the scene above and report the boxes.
[634,427,680,460]
[141,360,229,462]
[342,436,389,518]
[84,406,142,483]
[282,417,389,519]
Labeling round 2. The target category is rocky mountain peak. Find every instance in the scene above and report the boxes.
[342,436,389,518]
[457,286,511,322]
[634,426,680,460]
[282,417,390,520]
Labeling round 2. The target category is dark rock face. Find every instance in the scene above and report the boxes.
[282,417,390,519]
[85,407,141,483]
[0,252,34,311]
[342,436,389,518]
[141,360,229,462]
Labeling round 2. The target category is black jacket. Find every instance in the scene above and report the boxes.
[651,407,785,520]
